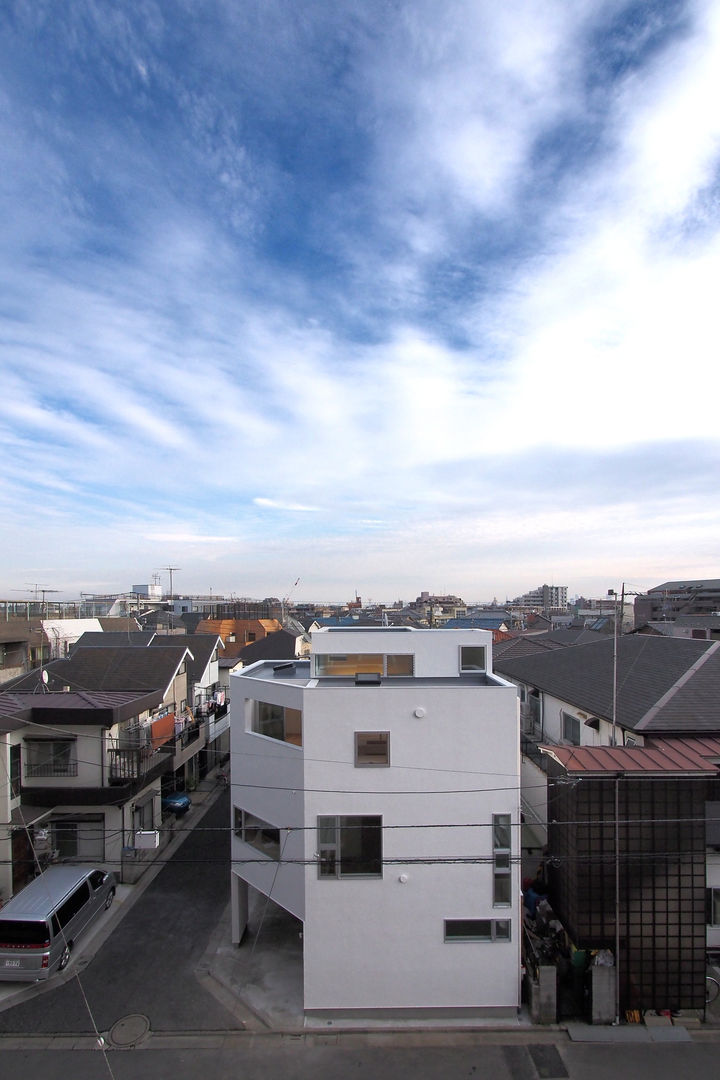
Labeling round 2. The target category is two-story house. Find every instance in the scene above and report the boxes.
[0,643,206,895]
[229,627,521,1023]
[495,636,720,1015]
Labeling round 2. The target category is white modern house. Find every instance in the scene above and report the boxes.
[229,626,521,1022]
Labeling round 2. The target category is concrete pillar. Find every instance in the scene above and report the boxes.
[591,964,616,1024]
[231,873,249,944]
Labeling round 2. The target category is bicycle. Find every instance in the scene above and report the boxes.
[706,975,720,1005]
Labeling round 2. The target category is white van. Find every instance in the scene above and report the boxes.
[0,866,116,980]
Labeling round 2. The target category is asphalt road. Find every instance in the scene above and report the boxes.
[2,1040,720,1080]
[0,788,240,1034]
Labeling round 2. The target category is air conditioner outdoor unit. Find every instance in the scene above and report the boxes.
[134,830,160,849]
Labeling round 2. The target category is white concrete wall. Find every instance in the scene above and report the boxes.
[302,678,520,1013]
[231,632,521,1016]
[310,627,494,677]
[230,680,306,919]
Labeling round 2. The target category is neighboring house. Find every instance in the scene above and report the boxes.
[540,741,717,1014]
[1,643,208,893]
[230,627,521,1022]
[195,618,283,657]
[634,578,720,625]
[495,637,720,1015]
[0,621,45,683]
[150,634,228,766]
[233,629,303,666]
[72,631,229,770]
[643,615,720,641]
[41,618,105,658]
[0,681,184,900]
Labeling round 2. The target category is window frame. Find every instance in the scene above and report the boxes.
[354,732,390,767]
[313,654,414,678]
[234,807,281,861]
[444,919,511,942]
[24,738,78,778]
[459,645,486,673]
[317,814,383,879]
[251,700,303,746]
[561,711,581,746]
[492,813,512,907]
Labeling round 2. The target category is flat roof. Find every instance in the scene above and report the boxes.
[235,660,510,689]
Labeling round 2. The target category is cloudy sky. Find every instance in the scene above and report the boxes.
[1,0,719,605]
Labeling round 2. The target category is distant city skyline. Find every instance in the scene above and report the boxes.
[1,3,718,601]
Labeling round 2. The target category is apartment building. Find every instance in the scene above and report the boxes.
[229,627,521,1022]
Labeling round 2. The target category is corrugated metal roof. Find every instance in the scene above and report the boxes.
[539,742,719,775]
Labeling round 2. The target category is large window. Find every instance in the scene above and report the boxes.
[234,807,281,860]
[444,919,511,942]
[252,701,302,745]
[355,732,390,766]
[314,654,413,677]
[459,646,486,672]
[317,815,382,878]
[493,813,512,906]
[24,739,77,778]
[561,712,581,746]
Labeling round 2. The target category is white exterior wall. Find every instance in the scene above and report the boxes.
[231,680,306,920]
[42,618,102,658]
[310,626,493,676]
[231,629,521,1017]
[302,680,520,1013]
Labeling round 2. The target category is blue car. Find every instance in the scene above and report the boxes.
[162,791,192,816]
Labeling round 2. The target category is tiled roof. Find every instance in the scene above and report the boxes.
[73,631,157,648]
[4,646,190,695]
[540,742,719,775]
[496,636,720,733]
[149,634,222,686]
[492,637,565,660]
[236,630,298,663]
[0,688,163,731]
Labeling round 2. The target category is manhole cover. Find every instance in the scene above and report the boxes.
[108,1013,151,1048]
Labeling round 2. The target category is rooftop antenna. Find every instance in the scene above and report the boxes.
[162,567,181,601]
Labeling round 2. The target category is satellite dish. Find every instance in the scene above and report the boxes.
[42,670,49,684]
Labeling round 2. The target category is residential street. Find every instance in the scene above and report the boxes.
[0,788,240,1035]
[2,1040,720,1080]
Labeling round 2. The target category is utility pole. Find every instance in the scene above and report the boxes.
[162,566,180,601]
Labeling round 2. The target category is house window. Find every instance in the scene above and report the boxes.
[314,654,413,677]
[24,739,78,777]
[562,712,581,745]
[444,919,511,942]
[317,815,382,878]
[235,808,281,860]
[355,732,390,766]
[252,701,303,746]
[493,813,512,906]
[10,744,21,798]
[459,646,486,672]
[707,888,720,926]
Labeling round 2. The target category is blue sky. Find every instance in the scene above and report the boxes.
[1,0,719,604]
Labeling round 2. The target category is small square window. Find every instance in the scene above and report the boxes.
[355,732,390,766]
[460,646,486,672]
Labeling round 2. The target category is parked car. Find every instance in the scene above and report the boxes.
[162,791,192,816]
[0,866,116,980]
